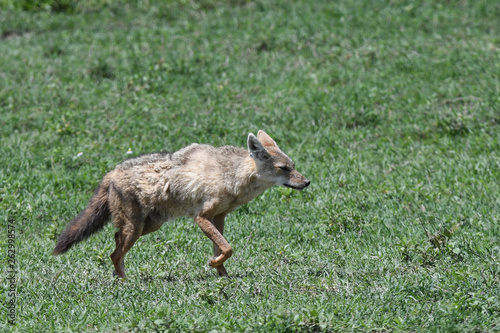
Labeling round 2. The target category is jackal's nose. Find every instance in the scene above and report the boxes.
[304,179,311,187]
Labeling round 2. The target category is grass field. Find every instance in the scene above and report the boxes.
[1,0,499,331]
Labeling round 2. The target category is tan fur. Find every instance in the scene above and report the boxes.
[53,130,310,278]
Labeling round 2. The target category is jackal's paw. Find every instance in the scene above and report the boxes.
[112,270,126,279]
[216,265,229,277]
[208,257,218,268]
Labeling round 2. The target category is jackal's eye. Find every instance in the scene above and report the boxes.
[279,166,291,172]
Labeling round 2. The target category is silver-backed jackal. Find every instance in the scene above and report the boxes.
[53,130,310,278]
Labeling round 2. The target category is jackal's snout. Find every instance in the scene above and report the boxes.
[283,170,310,190]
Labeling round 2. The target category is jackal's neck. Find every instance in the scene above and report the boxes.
[229,156,273,198]
[234,156,257,184]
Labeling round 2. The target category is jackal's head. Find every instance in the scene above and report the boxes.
[247,130,310,190]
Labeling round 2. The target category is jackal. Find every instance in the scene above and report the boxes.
[53,130,310,278]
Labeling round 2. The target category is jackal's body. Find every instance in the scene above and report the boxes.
[54,131,310,278]
[109,144,268,221]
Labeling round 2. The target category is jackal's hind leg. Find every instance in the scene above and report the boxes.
[110,219,144,279]
[111,231,125,278]
[141,216,164,236]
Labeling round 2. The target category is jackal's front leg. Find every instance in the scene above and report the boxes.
[195,215,232,276]
[212,214,228,277]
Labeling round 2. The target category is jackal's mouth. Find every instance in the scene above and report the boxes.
[283,181,310,190]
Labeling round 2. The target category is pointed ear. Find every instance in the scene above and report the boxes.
[248,133,270,161]
[257,130,278,148]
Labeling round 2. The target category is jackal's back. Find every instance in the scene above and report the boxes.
[105,144,253,219]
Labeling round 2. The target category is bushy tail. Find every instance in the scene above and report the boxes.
[53,182,111,255]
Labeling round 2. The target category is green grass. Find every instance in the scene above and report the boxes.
[1,0,499,331]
